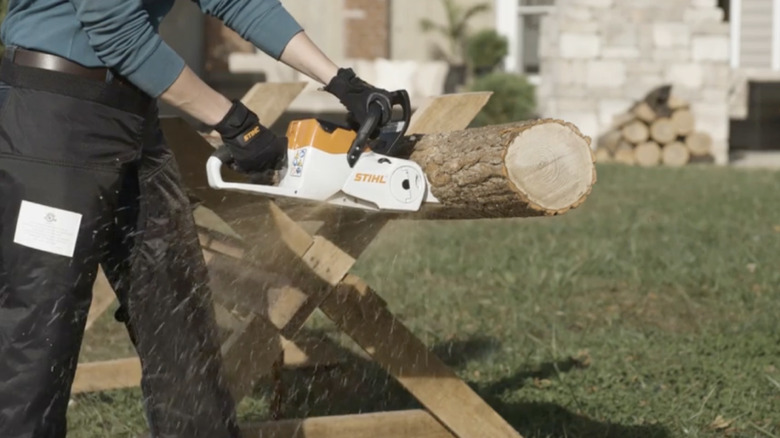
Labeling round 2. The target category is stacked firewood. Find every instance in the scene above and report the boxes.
[595,86,714,167]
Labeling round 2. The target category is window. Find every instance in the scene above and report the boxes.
[495,0,555,75]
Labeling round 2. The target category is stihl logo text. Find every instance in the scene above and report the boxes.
[243,126,261,143]
[354,173,387,184]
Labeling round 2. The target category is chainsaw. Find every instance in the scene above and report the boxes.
[206,90,439,212]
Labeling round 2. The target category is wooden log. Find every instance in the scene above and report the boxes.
[598,129,622,153]
[633,102,657,123]
[595,147,613,163]
[621,120,650,144]
[634,141,662,167]
[685,131,713,157]
[662,141,690,167]
[401,118,595,218]
[611,112,636,129]
[667,95,690,110]
[671,109,695,136]
[613,142,636,165]
[650,117,677,144]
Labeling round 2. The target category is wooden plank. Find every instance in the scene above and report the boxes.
[205,82,308,140]
[280,336,349,369]
[205,251,309,329]
[72,358,141,394]
[194,205,243,240]
[407,92,493,135]
[242,410,455,438]
[268,201,318,258]
[221,313,285,401]
[318,275,522,438]
[71,335,341,395]
[241,82,308,127]
[85,267,116,331]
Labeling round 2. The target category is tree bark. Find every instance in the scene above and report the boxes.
[401,118,596,219]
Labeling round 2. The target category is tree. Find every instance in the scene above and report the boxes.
[465,29,508,76]
[419,0,490,65]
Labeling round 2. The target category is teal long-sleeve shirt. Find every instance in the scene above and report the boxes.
[0,0,303,97]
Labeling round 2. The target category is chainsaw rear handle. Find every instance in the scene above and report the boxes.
[346,90,411,168]
[211,145,234,165]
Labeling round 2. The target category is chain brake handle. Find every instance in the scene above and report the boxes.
[346,89,411,168]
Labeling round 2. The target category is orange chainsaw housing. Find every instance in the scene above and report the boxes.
[286,119,357,155]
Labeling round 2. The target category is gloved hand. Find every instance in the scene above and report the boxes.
[212,100,287,174]
[324,67,393,130]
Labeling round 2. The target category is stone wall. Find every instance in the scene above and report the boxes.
[537,0,731,164]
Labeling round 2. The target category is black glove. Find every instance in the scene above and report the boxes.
[212,100,287,174]
[324,68,393,130]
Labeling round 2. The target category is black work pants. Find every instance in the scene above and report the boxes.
[0,48,240,438]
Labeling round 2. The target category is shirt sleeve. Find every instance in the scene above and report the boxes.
[192,0,304,59]
[68,0,186,98]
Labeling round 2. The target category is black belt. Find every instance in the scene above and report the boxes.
[0,47,153,116]
[9,47,136,88]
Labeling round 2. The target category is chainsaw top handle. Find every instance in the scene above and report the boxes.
[346,89,411,168]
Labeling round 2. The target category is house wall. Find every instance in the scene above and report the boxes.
[390,0,497,61]
[344,0,390,58]
[283,0,347,61]
[738,0,774,69]
[159,0,205,75]
[537,0,732,164]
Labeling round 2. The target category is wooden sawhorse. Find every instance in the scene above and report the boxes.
[78,84,525,437]
[163,89,526,438]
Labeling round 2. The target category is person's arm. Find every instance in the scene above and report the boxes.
[192,0,393,128]
[67,0,232,124]
[278,32,339,85]
[192,0,339,85]
[157,30,341,127]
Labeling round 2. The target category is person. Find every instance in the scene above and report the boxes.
[0,1,394,437]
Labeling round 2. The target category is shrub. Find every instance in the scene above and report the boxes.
[466,29,508,75]
[467,72,536,127]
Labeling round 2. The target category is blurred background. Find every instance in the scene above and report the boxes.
[145,0,775,167]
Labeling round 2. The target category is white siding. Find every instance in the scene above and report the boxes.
[739,0,774,68]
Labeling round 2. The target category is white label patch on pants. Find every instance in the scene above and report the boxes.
[13,200,83,258]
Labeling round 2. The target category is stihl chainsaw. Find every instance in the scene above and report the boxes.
[206,90,439,212]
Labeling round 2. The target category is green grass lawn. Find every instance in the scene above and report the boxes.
[69,164,780,438]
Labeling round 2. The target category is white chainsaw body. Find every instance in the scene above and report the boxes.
[206,143,439,212]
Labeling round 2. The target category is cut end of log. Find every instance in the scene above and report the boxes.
[662,141,690,167]
[504,120,596,213]
[635,141,662,167]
